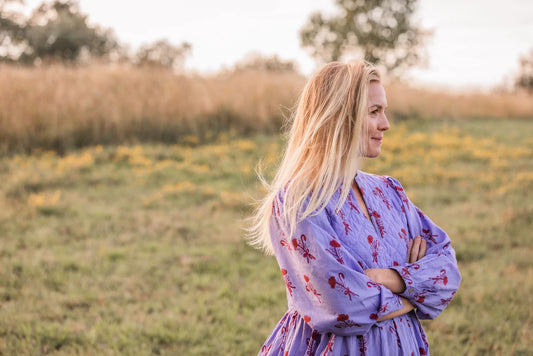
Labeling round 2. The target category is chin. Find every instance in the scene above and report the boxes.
[365,150,381,159]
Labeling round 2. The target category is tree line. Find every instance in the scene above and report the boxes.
[0,0,191,69]
[1,0,531,91]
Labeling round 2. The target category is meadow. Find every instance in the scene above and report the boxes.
[1,116,532,355]
[2,64,533,154]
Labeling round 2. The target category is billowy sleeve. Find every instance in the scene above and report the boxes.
[270,193,404,336]
[386,176,461,320]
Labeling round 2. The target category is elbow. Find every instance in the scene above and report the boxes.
[417,278,461,320]
[439,260,462,305]
[437,252,461,294]
[448,257,462,293]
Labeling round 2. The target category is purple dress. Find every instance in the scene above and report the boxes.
[258,171,461,356]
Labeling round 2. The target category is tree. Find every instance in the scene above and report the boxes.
[21,0,118,63]
[515,49,533,93]
[0,0,27,62]
[233,52,298,73]
[0,0,118,64]
[300,0,429,77]
[134,39,191,70]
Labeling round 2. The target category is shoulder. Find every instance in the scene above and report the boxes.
[274,182,339,212]
[273,184,337,227]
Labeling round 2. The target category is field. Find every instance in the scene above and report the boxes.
[1,118,532,355]
[2,64,533,154]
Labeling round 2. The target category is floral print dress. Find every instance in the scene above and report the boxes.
[258,171,461,356]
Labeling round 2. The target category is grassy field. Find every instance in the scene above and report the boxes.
[2,64,533,154]
[0,118,532,355]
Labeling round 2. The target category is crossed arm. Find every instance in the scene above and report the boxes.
[365,235,427,321]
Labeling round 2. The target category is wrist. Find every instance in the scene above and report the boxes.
[386,268,406,294]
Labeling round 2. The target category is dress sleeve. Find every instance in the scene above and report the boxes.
[270,193,404,336]
[386,176,461,320]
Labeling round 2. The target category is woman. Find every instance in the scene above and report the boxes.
[247,60,461,355]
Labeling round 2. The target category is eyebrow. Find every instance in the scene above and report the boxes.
[368,104,387,109]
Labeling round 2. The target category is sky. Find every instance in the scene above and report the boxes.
[23,0,533,89]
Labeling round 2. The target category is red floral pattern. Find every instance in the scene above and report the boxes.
[304,275,322,304]
[335,314,361,328]
[328,272,359,300]
[325,239,345,264]
[291,234,316,263]
[281,268,296,297]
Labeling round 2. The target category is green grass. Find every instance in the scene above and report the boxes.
[0,119,532,355]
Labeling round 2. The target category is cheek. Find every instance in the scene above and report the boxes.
[367,117,378,130]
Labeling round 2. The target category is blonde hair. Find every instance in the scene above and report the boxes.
[246,60,380,255]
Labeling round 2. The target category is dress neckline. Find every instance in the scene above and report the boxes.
[349,171,382,237]
[350,171,369,219]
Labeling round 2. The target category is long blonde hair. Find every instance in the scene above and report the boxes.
[246,60,380,255]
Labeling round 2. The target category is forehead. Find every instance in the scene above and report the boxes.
[368,82,387,107]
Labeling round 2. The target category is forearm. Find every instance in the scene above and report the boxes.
[377,297,414,322]
[365,268,406,294]
[365,269,415,321]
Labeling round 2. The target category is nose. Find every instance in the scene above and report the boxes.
[378,113,390,131]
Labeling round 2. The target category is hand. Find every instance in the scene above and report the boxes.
[377,297,415,322]
[407,235,427,263]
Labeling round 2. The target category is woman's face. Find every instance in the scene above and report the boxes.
[365,81,390,158]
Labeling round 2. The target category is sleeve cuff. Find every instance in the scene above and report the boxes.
[389,264,421,300]
[376,285,405,320]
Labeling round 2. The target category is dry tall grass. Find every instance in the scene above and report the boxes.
[1,64,304,154]
[386,84,533,121]
[1,64,532,154]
